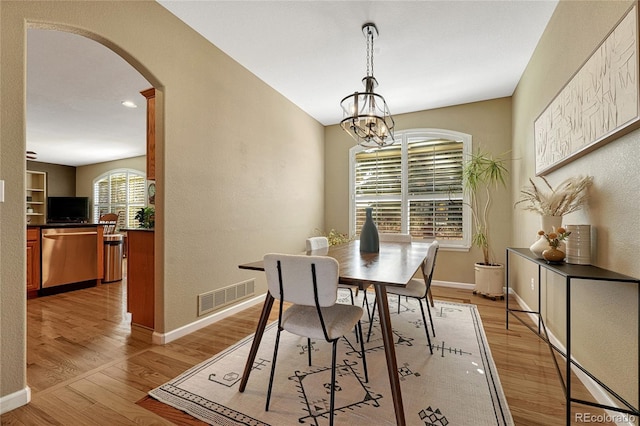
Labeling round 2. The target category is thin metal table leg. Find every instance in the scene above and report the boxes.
[374,283,406,425]
[566,277,571,425]
[239,292,275,392]
[506,249,510,329]
[538,266,542,334]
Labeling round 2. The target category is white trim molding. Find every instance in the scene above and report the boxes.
[0,386,31,415]
[152,294,264,345]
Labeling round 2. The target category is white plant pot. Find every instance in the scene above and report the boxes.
[474,263,505,297]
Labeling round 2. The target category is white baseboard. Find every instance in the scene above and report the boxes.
[152,294,265,345]
[431,279,475,290]
[510,292,635,426]
[0,386,31,415]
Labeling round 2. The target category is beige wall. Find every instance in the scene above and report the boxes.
[75,156,146,198]
[26,161,76,196]
[0,0,324,402]
[512,0,638,407]
[325,97,513,284]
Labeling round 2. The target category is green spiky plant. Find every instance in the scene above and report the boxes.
[462,149,509,265]
[135,207,155,229]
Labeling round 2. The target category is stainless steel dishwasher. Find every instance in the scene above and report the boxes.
[41,227,99,288]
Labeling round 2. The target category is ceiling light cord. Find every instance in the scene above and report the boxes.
[366,25,374,79]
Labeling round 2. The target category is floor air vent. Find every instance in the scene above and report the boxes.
[198,279,255,316]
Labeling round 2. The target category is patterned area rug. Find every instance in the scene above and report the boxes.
[149,296,513,425]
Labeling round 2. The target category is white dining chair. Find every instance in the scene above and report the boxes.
[263,253,368,426]
[379,241,439,353]
[378,233,412,243]
[306,236,359,304]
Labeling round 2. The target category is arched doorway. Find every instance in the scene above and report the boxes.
[25,26,159,390]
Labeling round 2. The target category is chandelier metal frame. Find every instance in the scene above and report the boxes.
[340,22,395,148]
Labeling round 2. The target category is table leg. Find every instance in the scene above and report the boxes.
[239,292,275,392]
[374,283,406,425]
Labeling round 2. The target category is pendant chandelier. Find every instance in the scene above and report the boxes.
[340,23,395,148]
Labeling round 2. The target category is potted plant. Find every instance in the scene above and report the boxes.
[135,207,155,229]
[462,149,509,298]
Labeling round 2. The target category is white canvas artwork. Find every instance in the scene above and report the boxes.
[535,5,639,175]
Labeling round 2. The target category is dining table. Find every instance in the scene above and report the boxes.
[238,239,432,426]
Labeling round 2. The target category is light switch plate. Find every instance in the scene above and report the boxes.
[0,180,4,202]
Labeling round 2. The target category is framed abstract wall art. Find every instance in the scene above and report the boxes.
[534,3,640,175]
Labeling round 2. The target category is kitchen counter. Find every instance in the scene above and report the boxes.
[27,225,104,297]
[29,223,100,229]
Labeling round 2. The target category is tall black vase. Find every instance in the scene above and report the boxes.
[360,207,379,253]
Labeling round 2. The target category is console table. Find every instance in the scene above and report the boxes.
[505,248,639,424]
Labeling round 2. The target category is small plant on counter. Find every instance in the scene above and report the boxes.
[539,227,571,248]
[314,229,353,246]
[135,207,155,229]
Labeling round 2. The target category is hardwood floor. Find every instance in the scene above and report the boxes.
[2,282,615,425]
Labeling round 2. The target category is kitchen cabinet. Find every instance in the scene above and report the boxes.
[26,227,40,298]
[141,88,155,180]
[26,170,47,225]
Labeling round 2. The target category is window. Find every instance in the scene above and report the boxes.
[350,129,471,249]
[93,169,146,229]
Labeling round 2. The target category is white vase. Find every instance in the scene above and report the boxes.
[529,235,548,259]
[540,215,563,233]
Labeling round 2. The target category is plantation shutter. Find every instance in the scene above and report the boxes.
[354,144,402,233]
[93,169,146,229]
[407,139,464,240]
[351,130,469,247]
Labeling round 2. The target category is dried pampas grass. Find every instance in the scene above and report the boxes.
[516,175,592,216]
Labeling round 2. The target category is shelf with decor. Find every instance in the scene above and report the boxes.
[26,170,47,225]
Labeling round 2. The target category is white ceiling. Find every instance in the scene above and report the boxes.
[26,0,558,167]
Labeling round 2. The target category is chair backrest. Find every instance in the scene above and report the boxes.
[378,233,412,243]
[99,212,120,235]
[264,253,339,307]
[306,236,329,251]
[421,241,439,284]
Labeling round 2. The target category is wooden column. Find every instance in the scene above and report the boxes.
[140,88,155,180]
[126,229,154,329]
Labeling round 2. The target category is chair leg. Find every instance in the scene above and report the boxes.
[348,289,360,343]
[362,291,372,322]
[428,287,435,307]
[397,294,401,314]
[426,297,436,337]
[357,320,368,383]
[266,327,283,411]
[366,298,377,343]
[329,340,337,426]
[417,299,433,354]
[307,337,312,366]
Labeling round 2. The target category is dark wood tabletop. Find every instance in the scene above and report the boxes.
[239,239,431,287]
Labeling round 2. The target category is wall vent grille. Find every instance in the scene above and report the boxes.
[198,279,255,317]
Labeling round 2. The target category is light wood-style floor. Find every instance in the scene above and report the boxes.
[2,280,615,425]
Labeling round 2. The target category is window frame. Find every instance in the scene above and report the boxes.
[349,128,472,250]
[92,168,146,229]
